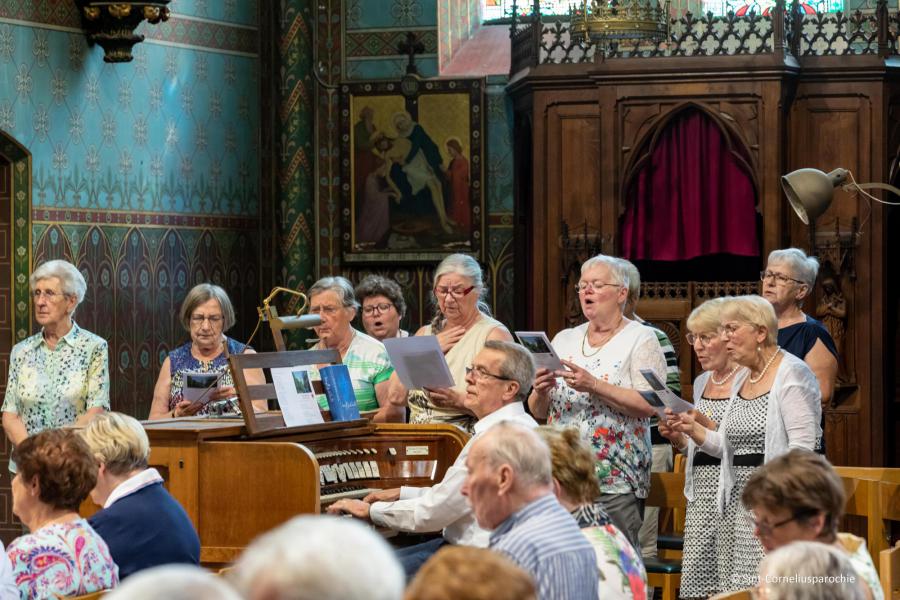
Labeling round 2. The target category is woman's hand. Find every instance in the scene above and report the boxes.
[555,360,599,395]
[172,398,202,418]
[209,385,237,402]
[532,368,557,398]
[435,326,466,353]
[666,409,697,434]
[425,387,466,410]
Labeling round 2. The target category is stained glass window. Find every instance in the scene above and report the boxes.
[483,0,577,21]
[700,0,843,16]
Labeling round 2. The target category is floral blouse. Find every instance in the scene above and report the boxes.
[547,321,666,498]
[1,323,109,468]
[573,503,647,600]
[6,519,118,599]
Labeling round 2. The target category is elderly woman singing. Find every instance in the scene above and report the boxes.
[529,254,666,549]
[2,260,109,463]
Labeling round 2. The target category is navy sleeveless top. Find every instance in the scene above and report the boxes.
[778,314,837,360]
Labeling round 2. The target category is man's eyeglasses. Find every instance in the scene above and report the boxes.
[760,270,805,286]
[190,315,224,325]
[434,285,475,299]
[686,332,716,346]
[309,305,341,316]
[465,365,512,382]
[362,302,394,316]
[32,289,67,301]
[575,280,622,293]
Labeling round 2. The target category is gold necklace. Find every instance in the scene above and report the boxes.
[749,347,781,384]
[710,364,740,386]
[581,318,623,357]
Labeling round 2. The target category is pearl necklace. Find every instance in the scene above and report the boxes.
[710,364,740,386]
[749,347,781,384]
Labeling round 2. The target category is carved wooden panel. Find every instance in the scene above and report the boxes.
[0,160,17,542]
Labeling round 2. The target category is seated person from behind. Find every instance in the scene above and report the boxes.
[6,429,118,598]
[757,541,866,600]
[537,425,647,600]
[404,546,536,600]
[82,412,200,579]
[742,448,883,600]
[327,341,538,577]
[230,515,404,600]
[149,283,266,419]
[461,422,599,600]
[104,565,242,600]
[355,274,409,340]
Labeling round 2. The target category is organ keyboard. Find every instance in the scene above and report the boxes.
[132,418,468,565]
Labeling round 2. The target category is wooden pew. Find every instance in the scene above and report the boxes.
[645,470,687,600]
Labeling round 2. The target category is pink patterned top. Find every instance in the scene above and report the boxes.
[6,518,118,599]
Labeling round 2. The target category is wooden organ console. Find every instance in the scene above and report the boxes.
[139,418,469,565]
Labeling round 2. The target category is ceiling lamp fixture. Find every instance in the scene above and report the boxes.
[570,0,670,48]
[75,1,172,63]
[781,168,900,224]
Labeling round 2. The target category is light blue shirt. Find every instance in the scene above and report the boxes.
[490,494,599,599]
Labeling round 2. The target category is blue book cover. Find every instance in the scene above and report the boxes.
[319,364,360,421]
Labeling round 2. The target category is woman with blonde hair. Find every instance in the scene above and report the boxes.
[536,425,647,600]
[667,294,820,593]
[82,412,199,578]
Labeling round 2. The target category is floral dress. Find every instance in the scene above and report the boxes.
[574,502,647,600]
[548,321,667,499]
[6,518,118,599]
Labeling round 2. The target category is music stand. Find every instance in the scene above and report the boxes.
[229,349,369,437]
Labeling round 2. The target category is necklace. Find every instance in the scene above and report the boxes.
[710,364,740,386]
[581,318,624,357]
[749,347,781,384]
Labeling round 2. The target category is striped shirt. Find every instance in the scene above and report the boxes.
[314,329,394,412]
[490,494,599,600]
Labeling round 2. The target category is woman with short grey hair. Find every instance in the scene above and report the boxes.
[2,259,109,461]
[307,276,403,422]
[149,283,266,419]
[761,248,837,415]
[757,541,866,600]
[390,253,513,432]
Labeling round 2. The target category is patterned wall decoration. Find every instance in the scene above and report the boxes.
[0,2,262,417]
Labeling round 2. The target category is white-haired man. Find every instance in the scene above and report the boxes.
[328,340,538,576]
[462,421,598,599]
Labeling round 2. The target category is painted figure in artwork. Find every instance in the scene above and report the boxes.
[444,137,470,233]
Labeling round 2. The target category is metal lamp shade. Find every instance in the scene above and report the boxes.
[780,168,849,224]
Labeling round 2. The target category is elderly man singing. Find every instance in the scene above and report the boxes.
[327,340,538,577]
[461,422,599,599]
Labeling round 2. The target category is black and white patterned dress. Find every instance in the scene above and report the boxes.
[679,395,730,599]
[715,393,768,593]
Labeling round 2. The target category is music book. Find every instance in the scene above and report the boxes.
[639,369,694,416]
[514,331,563,371]
[183,371,224,410]
[382,336,455,390]
[319,364,361,422]
[270,367,325,426]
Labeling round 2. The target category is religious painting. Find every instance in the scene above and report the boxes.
[341,79,484,263]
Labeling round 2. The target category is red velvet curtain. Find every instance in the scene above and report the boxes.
[619,109,759,261]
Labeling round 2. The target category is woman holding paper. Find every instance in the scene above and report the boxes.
[527,254,666,549]
[656,298,741,599]
[393,253,512,432]
[2,259,109,465]
[665,295,821,594]
[149,284,266,419]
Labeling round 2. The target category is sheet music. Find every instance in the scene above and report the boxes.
[639,368,694,414]
[515,331,564,371]
[383,336,455,390]
[271,367,325,426]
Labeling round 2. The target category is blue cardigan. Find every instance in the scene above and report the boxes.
[88,481,200,579]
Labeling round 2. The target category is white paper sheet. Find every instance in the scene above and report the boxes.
[640,368,695,414]
[383,336,455,390]
[271,367,325,426]
[515,331,564,371]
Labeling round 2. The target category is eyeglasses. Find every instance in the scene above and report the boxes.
[465,365,512,382]
[760,270,805,286]
[434,285,475,299]
[309,305,341,316]
[685,332,716,346]
[190,315,224,326]
[362,302,394,316]
[32,289,67,301]
[575,280,622,293]
[749,510,809,537]
[721,322,754,339]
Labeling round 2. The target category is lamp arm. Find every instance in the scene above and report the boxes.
[260,286,310,319]
[847,182,900,205]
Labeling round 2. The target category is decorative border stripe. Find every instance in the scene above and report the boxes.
[345,29,438,58]
[0,7,257,55]
[32,209,258,230]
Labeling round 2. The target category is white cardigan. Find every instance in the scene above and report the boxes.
[698,351,822,513]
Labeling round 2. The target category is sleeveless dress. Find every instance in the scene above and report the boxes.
[715,392,768,593]
[680,395,730,599]
[167,337,247,416]
[408,315,505,432]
